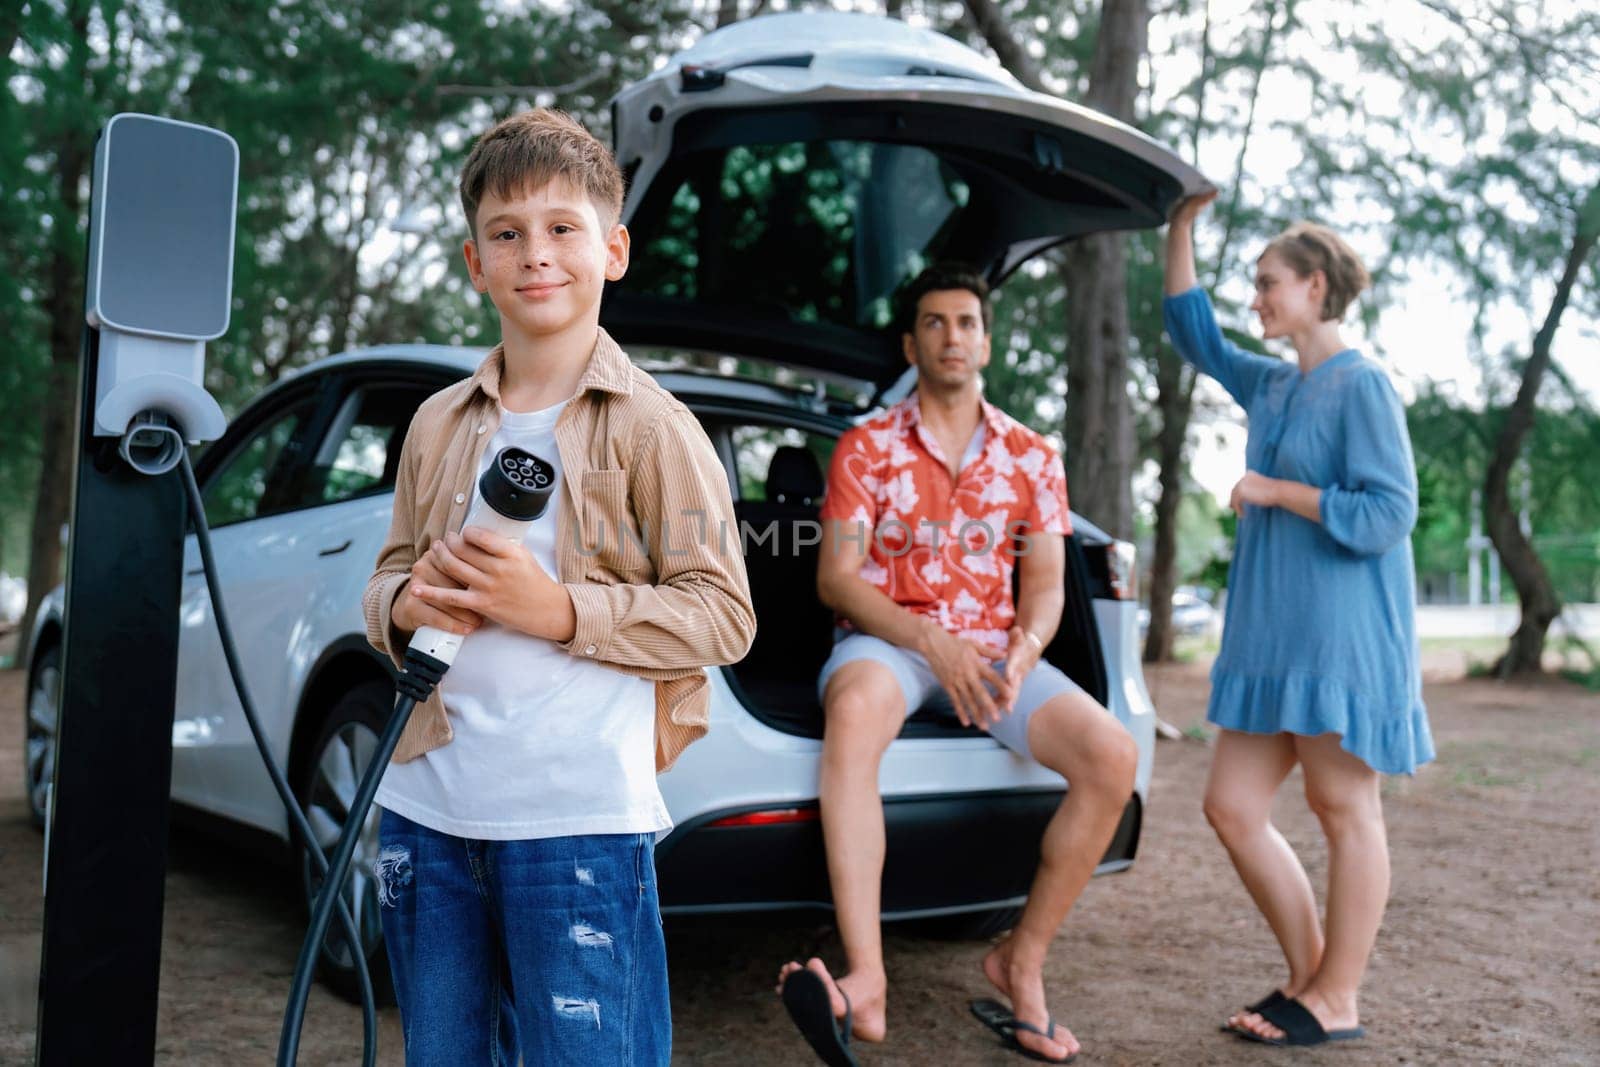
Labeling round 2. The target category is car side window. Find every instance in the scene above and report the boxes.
[305,385,431,506]
[201,401,313,528]
[731,424,835,503]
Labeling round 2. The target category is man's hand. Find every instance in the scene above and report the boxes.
[920,625,1013,729]
[1229,471,1281,518]
[1001,626,1044,708]
[408,526,576,643]
[392,551,482,637]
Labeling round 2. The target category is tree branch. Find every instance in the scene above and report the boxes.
[435,70,609,98]
[962,0,1049,94]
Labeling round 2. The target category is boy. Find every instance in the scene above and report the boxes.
[362,109,754,1065]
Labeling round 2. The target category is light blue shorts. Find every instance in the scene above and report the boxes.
[816,630,1084,761]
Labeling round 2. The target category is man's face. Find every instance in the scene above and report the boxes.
[462,177,629,345]
[903,288,991,390]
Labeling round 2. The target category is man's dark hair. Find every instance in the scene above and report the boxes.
[897,263,992,335]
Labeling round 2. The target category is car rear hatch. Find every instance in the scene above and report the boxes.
[603,10,1209,398]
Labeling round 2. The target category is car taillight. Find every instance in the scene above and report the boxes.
[1104,540,1137,601]
[706,807,819,828]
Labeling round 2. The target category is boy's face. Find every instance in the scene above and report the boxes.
[463,177,629,346]
[902,288,991,391]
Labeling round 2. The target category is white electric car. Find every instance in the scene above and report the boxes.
[24,12,1204,999]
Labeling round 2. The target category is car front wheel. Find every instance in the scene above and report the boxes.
[25,643,60,830]
[293,679,396,1005]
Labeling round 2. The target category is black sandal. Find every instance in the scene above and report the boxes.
[1219,988,1286,1033]
[969,998,1077,1064]
[782,968,859,1066]
[1233,995,1365,1047]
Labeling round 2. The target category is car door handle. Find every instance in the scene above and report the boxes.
[186,567,204,577]
[318,540,353,557]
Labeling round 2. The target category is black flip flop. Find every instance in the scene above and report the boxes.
[1233,995,1365,1047]
[782,968,858,1067]
[1219,988,1287,1033]
[969,998,1077,1064]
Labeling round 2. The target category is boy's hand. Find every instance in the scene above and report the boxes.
[409,526,577,643]
[392,553,482,636]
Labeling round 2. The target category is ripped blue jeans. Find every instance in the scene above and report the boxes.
[375,810,670,1066]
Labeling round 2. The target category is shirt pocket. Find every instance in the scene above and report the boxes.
[579,468,650,581]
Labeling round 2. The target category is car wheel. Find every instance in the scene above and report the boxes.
[904,906,1024,941]
[293,679,396,1006]
[25,643,60,830]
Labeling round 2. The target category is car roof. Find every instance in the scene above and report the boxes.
[268,344,859,419]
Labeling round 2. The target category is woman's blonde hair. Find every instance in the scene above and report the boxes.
[1259,222,1371,321]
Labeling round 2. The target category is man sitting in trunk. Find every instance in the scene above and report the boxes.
[776,263,1137,1065]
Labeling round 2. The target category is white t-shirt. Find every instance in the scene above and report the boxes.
[377,400,670,840]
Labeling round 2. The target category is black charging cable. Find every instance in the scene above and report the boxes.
[276,446,556,1065]
[176,453,380,1067]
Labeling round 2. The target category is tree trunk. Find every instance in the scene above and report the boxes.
[1144,0,1276,660]
[1059,241,1136,538]
[1058,0,1147,540]
[18,7,92,653]
[1142,351,1193,661]
[966,0,1147,539]
[1485,183,1600,677]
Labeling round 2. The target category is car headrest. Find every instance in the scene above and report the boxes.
[767,445,824,506]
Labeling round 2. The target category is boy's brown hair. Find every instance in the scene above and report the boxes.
[458,108,625,236]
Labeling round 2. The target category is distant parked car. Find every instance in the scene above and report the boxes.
[23,10,1204,1003]
[1138,585,1220,639]
[0,573,24,629]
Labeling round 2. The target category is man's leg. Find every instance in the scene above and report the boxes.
[981,686,1139,1061]
[777,657,907,1042]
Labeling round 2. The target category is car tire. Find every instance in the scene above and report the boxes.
[903,906,1024,941]
[292,679,397,1006]
[25,642,60,831]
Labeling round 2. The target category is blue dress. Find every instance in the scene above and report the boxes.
[1163,287,1434,774]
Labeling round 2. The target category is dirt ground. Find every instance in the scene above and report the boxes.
[0,650,1596,1065]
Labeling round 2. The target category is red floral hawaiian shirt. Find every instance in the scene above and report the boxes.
[819,392,1071,655]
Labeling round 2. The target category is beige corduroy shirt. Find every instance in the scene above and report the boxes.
[363,328,755,772]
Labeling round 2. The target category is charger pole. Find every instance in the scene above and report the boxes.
[35,324,186,1064]
[35,114,236,1066]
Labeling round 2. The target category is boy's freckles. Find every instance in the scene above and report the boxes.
[463,178,628,342]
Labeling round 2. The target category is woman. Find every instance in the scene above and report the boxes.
[1163,191,1434,1047]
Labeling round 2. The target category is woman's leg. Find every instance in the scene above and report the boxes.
[1202,729,1323,1024]
[1233,732,1385,1040]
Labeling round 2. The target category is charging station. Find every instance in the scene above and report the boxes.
[36,113,236,1065]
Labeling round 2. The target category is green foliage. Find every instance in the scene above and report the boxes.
[1408,385,1600,603]
[0,0,712,575]
[1193,507,1236,593]
[3,0,1598,620]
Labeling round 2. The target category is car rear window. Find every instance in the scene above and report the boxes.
[625,139,970,334]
